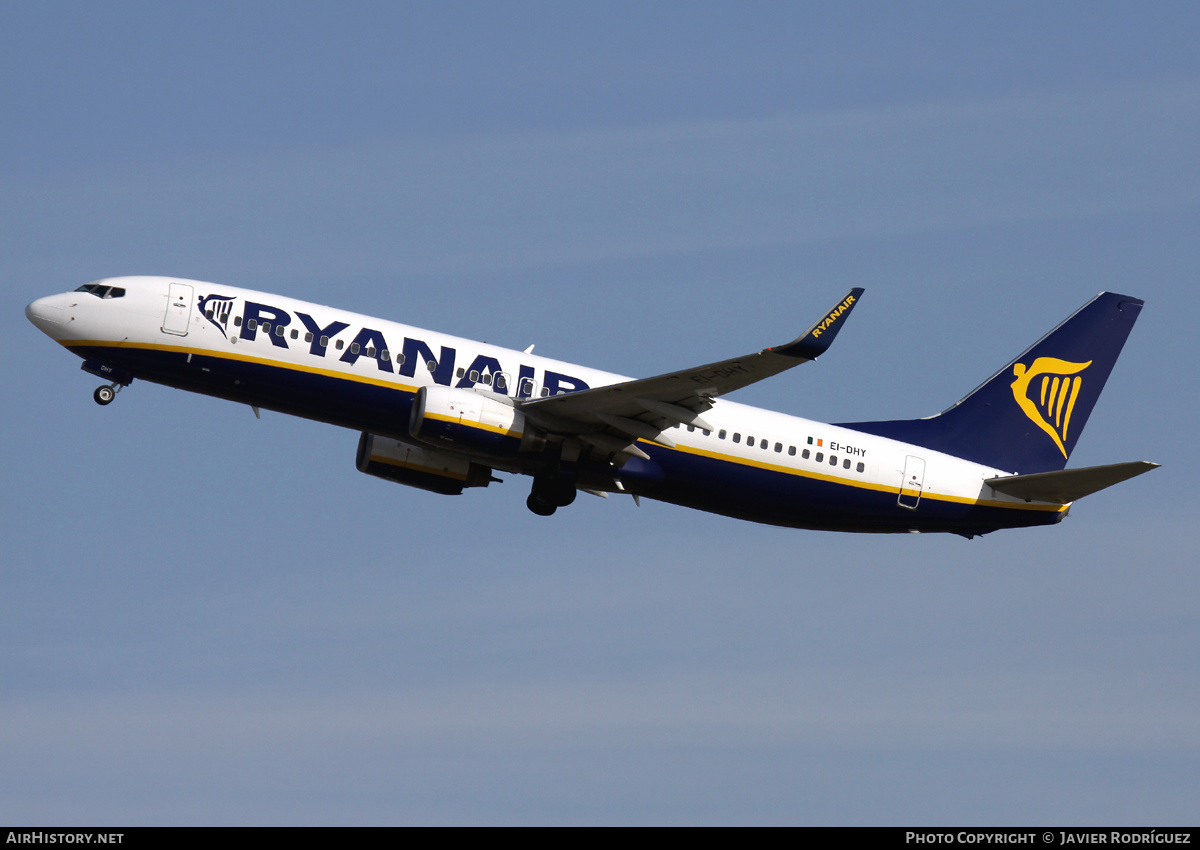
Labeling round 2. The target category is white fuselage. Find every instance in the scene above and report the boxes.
[26,276,1066,534]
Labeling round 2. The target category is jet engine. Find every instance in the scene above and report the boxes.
[356,432,493,495]
[408,385,546,457]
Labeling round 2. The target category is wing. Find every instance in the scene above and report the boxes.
[518,288,863,457]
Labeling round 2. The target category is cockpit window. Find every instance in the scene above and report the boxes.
[74,283,126,299]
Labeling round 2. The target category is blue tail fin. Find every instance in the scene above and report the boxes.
[837,292,1144,473]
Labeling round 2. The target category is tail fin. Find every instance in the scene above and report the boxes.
[838,292,1144,473]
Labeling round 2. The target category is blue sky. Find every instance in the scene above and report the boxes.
[3,1,1198,824]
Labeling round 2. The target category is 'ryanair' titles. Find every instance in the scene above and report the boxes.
[809,292,857,339]
[212,296,590,399]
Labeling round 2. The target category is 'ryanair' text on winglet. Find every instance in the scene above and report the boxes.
[772,287,865,360]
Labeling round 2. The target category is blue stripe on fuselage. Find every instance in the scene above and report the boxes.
[69,343,418,441]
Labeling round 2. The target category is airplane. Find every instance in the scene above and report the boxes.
[25,277,1157,538]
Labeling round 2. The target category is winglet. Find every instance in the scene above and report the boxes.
[771,288,865,359]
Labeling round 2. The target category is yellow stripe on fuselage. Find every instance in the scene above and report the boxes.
[654,441,1066,513]
[61,338,422,394]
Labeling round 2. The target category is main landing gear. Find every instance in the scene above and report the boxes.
[526,469,578,517]
[93,383,121,406]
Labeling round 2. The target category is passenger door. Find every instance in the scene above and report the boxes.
[161,282,193,336]
[898,455,926,509]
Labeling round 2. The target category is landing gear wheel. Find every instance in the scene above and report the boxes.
[94,385,116,406]
[527,492,558,516]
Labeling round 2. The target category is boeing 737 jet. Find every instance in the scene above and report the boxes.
[26,278,1157,537]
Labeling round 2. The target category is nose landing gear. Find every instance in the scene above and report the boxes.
[93,383,120,405]
[82,360,134,407]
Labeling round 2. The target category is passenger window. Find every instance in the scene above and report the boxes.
[541,388,549,397]
[687,425,695,432]
[469,370,480,382]
[365,347,375,357]
[275,325,284,337]
[702,430,710,437]
[205,310,214,320]
[234,316,243,327]
[815,452,823,462]
[261,322,270,334]
[718,430,726,440]
[802,449,810,459]
[319,335,327,347]
[336,339,344,350]
[774,442,782,452]
[456,367,465,378]
[350,343,360,354]
[482,373,492,385]
[426,360,437,372]
[247,319,257,330]
[830,455,838,466]
[396,353,405,365]
[290,329,299,340]
[843,459,851,469]
[494,374,507,391]
[856,462,865,473]
[381,349,390,362]
[733,433,741,443]
[788,446,796,456]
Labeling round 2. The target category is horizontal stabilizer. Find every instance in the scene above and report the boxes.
[987,461,1159,503]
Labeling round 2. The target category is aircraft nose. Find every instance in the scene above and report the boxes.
[26,295,65,333]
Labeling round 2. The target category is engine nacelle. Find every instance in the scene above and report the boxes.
[409,385,545,457]
[356,432,492,495]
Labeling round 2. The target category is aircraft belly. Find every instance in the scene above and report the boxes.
[642,445,1062,534]
[67,344,418,440]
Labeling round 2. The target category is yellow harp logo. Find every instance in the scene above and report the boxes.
[1011,358,1092,458]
